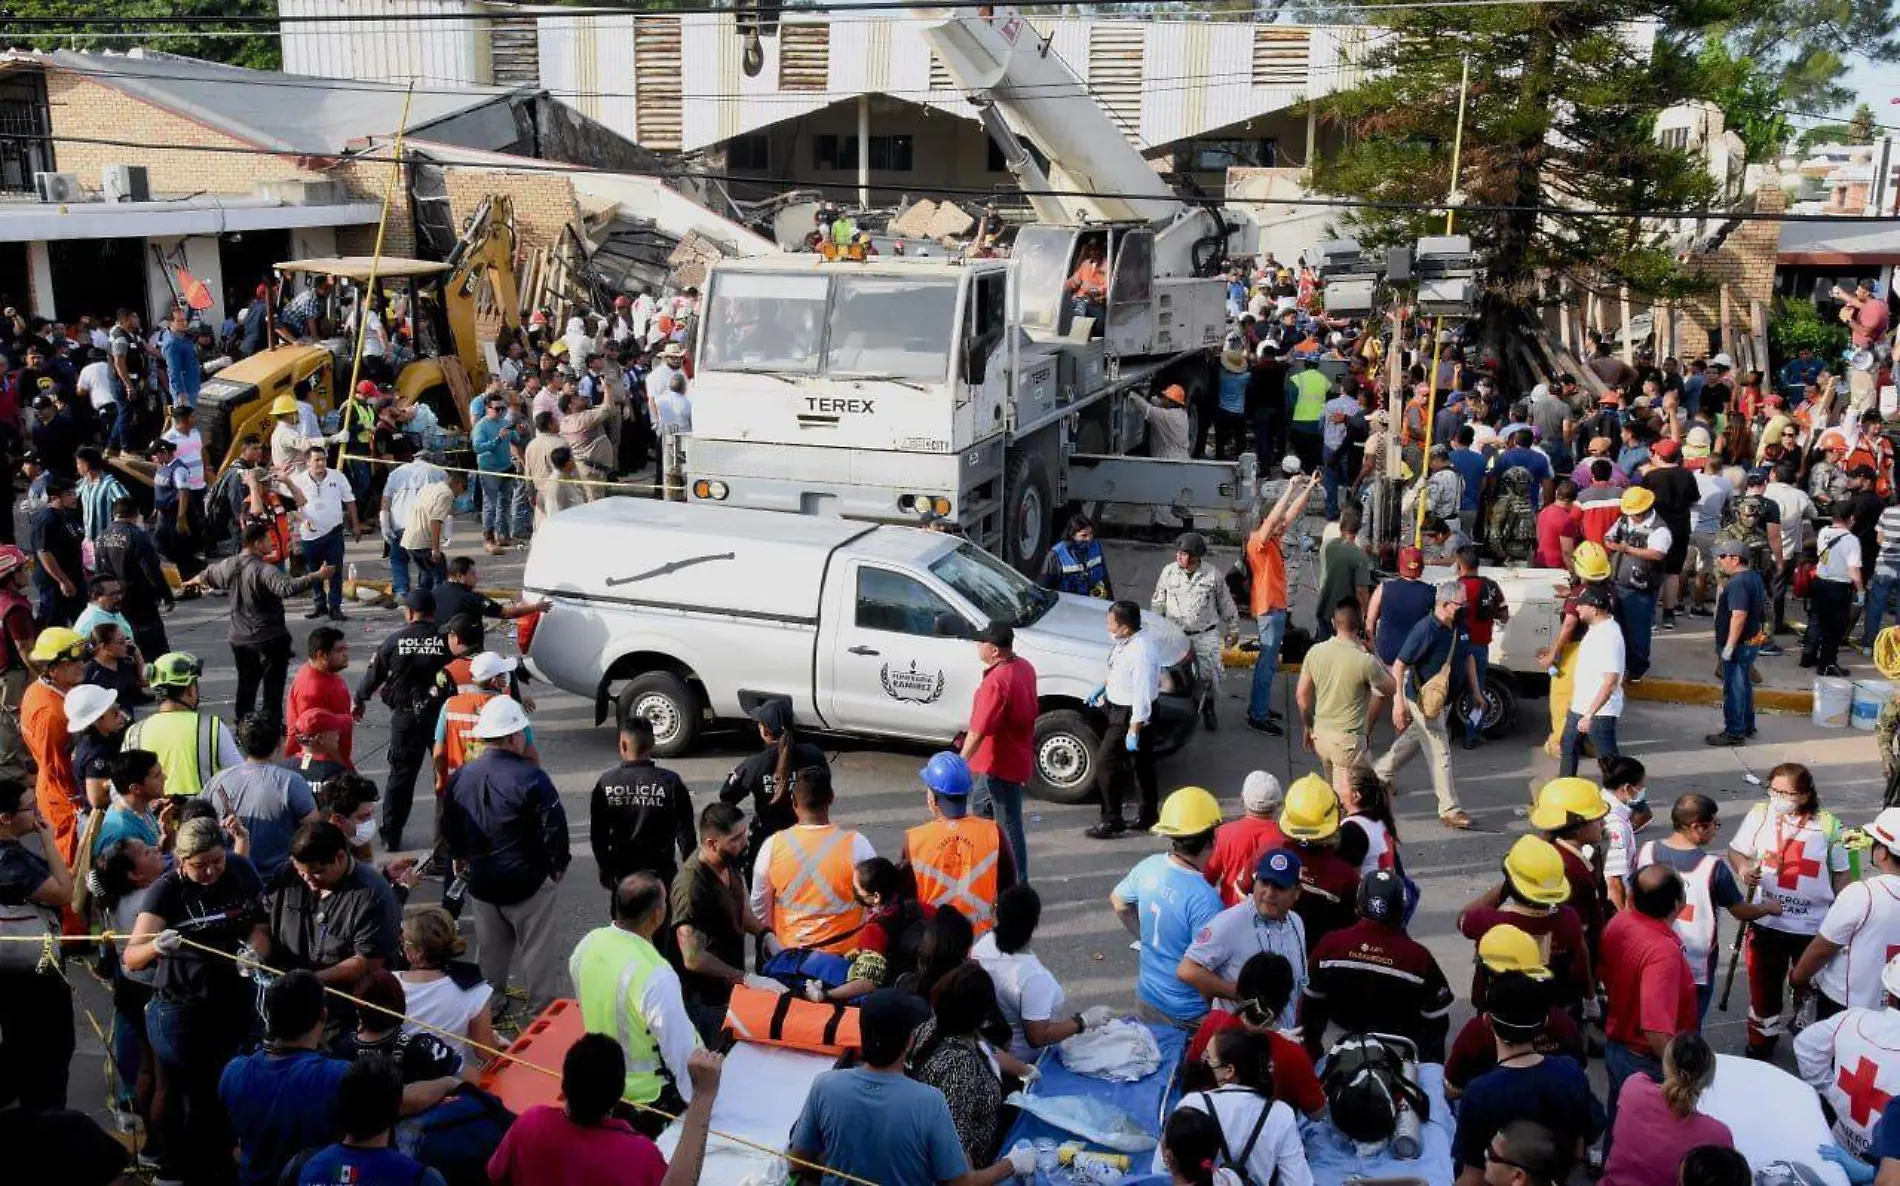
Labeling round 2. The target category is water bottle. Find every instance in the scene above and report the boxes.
[344,562,359,600]
[1392,1054,1424,1159]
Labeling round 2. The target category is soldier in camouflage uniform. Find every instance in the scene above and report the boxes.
[1151,531,1238,729]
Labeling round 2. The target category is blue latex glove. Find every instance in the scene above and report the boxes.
[1086,684,1106,708]
[1125,730,1140,752]
[1818,1145,1876,1184]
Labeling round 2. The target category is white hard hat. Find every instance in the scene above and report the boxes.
[1885,950,1900,1002]
[1241,771,1283,814]
[1869,807,1900,858]
[469,695,531,740]
[65,683,118,733]
[1280,453,1303,475]
[1710,352,1734,369]
[469,652,519,684]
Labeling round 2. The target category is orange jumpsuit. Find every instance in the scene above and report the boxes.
[21,679,79,863]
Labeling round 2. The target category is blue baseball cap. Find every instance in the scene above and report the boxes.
[1255,847,1302,888]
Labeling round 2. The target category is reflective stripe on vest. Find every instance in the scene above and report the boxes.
[907,818,1001,935]
[768,826,866,954]
[1638,841,1718,986]
[128,710,222,796]
[441,690,493,772]
[570,926,667,1103]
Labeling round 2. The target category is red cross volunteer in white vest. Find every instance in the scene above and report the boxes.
[1793,807,1900,1015]
[1726,762,1853,1057]
[1795,952,1900,1163]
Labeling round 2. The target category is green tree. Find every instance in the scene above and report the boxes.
[0,1,280,70]
[1307,2,1721,322]
[1725,0,1899,111]
[1847,101,1878,143]
[1695,41,1792,163]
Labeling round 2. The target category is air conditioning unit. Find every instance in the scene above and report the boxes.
[33,172,84,203]
[102,164,151,203]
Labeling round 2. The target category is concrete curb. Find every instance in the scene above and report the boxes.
[1220,646,1820,714]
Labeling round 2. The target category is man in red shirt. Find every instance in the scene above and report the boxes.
[284,624,352,762]
[1534,479,1583,570]
[1600,864,1697,1131]
[1203,771,1287,906]
[960,622,1038,879]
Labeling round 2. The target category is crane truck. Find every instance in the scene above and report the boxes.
[684,9,1259,572]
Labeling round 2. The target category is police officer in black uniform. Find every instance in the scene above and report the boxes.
[717,698,827,883]
[353,588,451,852]
[590,715,695,962]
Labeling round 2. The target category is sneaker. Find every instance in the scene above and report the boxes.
[1660,612,1677,631]
[1133,816,1160,834]
[1798,654,1815,668]
[1821,664,1851,678]
[304,606,328,619]
[329,608,348,622]
[1759,642,1784,657]
[1084,822,1128,840]
[1704,732,1745,746]
[1246,717,1284,737]
[1462,734,1482,751]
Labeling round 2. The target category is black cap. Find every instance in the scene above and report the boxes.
[1174,531,1208,558]
[1578,584,1613,611]
[404,588,436,614]
[974,621,1014,649]
[859,989,930,1064]
[1356,869,1406,924]
[44,476,74,496]
[748,697,793,735]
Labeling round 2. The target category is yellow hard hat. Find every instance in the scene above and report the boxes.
[1572,540,1611,583]
[29,626,86,664]
[1478,923,1552,979]
[1152,786,1223,838]
[1529,776,1609,831]
[1279,774,1341,841]
[1502,835,1570,906]
[269,394,300,417]
[1619,485,1655,515]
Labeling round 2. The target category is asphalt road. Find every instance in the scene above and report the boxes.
[58,516,1895,1127]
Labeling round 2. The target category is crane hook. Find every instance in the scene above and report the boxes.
[742,32,764,78]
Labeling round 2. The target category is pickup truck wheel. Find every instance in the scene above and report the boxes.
[1031,709,1099,804]
[1456,672,1519,739]
[617,672,701,757]
[1005,450,1055,576]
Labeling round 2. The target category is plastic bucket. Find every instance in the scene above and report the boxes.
[1812,677,1854,728]
[1851,680,1893,731]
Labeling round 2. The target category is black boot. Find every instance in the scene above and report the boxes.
[1201,699,1218,730]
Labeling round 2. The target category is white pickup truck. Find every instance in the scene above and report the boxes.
[520,500,1200,801]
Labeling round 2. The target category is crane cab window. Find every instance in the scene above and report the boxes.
[699,272,828,373]
[855,567,962,637]
[826,276,959,381]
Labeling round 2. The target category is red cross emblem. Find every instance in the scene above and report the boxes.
[1836,1056,1893,1126]
[1767,837,1820,890]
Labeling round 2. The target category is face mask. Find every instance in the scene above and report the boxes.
[351,817,377,847]
[1768,795,1798,816]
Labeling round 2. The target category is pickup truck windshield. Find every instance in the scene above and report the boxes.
[699,272,828,373]
[826,276,958,381]
[931,544,1056,628]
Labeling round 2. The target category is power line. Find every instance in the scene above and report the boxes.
[13,127,1890,223]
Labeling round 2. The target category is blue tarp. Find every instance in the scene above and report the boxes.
[1001,1022,1187,1185]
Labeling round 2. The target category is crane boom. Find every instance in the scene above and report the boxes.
[921,9,1181,226]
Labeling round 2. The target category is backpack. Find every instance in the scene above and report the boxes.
[1196,1090,1277,1186]
[1487,487,1536,563]
[1321,1034,1430,1147]
[393,1084,515,1186]
[1718,494,1774,575]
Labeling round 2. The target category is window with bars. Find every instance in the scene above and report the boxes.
[0,74,54,195]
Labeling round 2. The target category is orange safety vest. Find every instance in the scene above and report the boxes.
[907,817,1002,936]
[440,656,479,697]
[724,984,861,1056]
[766,825,866,954]
[440,690,495,774]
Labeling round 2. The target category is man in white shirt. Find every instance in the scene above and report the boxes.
[401,472,466,592]
[1805,504,1863,677]
[161,405,208,491]
[1686,454,1733,615]
[376,438,444,601]
[1792,808,1900,1015]
[1559,584,1624,778]
[285,445,361,621]
[1087,600,1162,840]
[75,347,126,451]
[646,343,686,413]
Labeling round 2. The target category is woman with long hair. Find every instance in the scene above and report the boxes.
[1337,766,1401,877]
[1726,761,1851,1059]
[1602,1033,1732,1186]
[908,963,1009,1169]
[904,903,975,1001]
[1166,1027,1313,1186]
[717,698,827,881]
[811,856,925,1003]
[1161,1107,1229,1186]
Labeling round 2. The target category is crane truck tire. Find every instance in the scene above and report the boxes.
[1004,449,1056,576]
[616,671,703,757]
[1031,708,1100,804]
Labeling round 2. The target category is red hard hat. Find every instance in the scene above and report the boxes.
[356,380,379,396]
[615,295,632,308]
[0,545,29,579]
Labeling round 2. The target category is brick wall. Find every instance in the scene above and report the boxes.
[45,73,320,195]
[1671,182,1786,362]
[441,166,581,259]
[329,157,418,260]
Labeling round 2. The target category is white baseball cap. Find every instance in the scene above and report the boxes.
[469,695,531,740]
[469,652,519,684]
[64,683,117,733]
[1867,807,1900,857]
[1241,771,1283,814]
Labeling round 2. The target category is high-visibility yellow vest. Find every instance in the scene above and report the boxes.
[1290,368,1330,424]
[568,925,668,1104]
[126,709,224,797]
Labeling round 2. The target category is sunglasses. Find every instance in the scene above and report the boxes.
[1486,1145,1532,1173]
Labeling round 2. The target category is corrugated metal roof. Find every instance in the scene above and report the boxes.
[1779,218,1900,260]
[43,50,522,156]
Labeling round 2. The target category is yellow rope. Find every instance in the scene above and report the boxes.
[1875,626,1900,680]
[8,931,880,1186]
[334,444,682,495]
